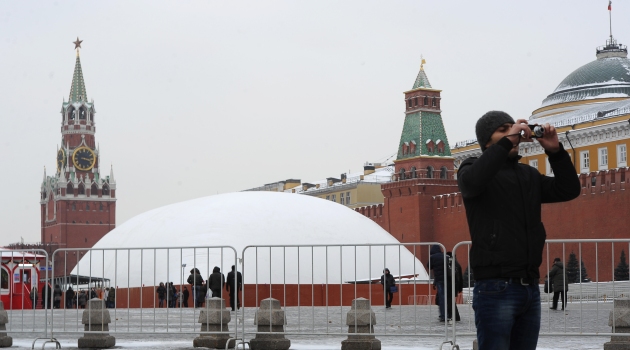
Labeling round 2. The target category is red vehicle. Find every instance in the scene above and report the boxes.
[1,250,49,310]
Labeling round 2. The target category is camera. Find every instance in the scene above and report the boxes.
[528,124,545,138]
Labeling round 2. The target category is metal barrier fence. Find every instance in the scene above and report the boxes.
[239,243,456,348]
[4,240,629,348]
[451,239,630,349]
[11,246,239,347]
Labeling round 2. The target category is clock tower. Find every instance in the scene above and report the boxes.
[40,39,116,274]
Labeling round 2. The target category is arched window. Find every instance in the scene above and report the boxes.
[78,183,85,195]
[67,106,75,120]
[432,97,436,107]
[411,166,417,179]
[99,203,104,211]
[72,204,76,211]
[414,97,418,106]
[407,99,412,108]
[102,185,110,196]
[440,166,448,179]
[399,168,406,180]
[426,166,434,179]
[67,183,74,195]
[91,183,97,196]
[86,203,90,211]
[424,96,429,105]
[79,106,87,120]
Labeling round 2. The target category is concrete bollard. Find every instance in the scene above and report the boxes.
[250,298,290,350]
[341,298,381,350]
[78,298,115,349]
[604,298,630,350]
[193,297,234,349]
[0,301,12,348]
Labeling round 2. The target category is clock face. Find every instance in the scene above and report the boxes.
[57,149,66,171]
[72,146,96,171]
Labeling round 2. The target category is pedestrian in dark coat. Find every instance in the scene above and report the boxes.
[226,265,243,311]
[445,252,463,322]
[157,282,167,308]
[208,266,225,298]
[428,245,447,321]
[65,286,75,309]
[107,287,116,309]
[548,258,568,310]
[182,287,189,308]
[169,282,177,308]
[187,268,204,308]
[380,268,396,309]
[78,290,87,308]
[53,285,62,309]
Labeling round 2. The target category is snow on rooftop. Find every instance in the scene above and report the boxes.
[75,192,427,287]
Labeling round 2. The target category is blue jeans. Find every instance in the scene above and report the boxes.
[473,279,541,350]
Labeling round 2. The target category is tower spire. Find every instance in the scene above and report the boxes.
[412,56,432,89]
[69,37,87,102]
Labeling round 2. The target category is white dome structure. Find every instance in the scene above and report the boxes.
[74,192,429,287]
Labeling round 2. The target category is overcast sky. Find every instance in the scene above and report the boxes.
[1,1,628,246]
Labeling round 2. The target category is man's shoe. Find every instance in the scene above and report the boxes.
[447,319,453,325]
[549,307,557,310]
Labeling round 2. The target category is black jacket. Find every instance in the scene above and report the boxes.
[457,139,580,280]
[226,271,243,292]
[380,273,395,289]
[549,261,569,292]
[428,245,446,283]
[208,271,225,291]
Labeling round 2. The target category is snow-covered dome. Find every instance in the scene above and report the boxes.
[75,192,429,287]
[531,38,630,119]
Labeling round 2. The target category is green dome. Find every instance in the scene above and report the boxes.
[540,56,630,108]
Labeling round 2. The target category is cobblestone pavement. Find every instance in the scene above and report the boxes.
[4,302,617,349]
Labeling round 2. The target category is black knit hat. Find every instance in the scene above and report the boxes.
[476,111,515,151]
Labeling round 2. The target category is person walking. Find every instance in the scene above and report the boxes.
[188,268,204,308]
[66,286,75,309]
[104,288,110,307]
[429,245,447,322]
[53,285,62,309]
[169,282,177,308]
[182,286,189,308]
[226,265,243,311]
[380,268,396,309]
[208,266,225,299]
[157,282,167,308]
[548,258,568,310]
[457,111,581,349]
[107,287,116,309]
[30,286,38,309]
[78,290,87,309]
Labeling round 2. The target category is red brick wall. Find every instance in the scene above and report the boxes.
[358,169,630,282]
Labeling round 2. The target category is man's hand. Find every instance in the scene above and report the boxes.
[506,119,534,146]
[536,123,560,153]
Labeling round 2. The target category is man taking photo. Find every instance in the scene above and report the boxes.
[457,111,581,350]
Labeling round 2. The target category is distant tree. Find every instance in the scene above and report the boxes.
[615,250,629,281]
[463,266,475,288]
[565,252,580,283]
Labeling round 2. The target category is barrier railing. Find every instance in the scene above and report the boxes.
[239,243,455,348]
[30,246,239,343]
[451,239,630,349]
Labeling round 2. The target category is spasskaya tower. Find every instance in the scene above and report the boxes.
[40,38,116,272]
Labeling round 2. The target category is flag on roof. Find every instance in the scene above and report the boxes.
[608,1,612,11]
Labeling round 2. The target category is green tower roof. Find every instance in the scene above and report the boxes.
[412,67,432,89]
[69,51,87,102]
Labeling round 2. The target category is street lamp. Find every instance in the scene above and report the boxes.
[181,264,187,308]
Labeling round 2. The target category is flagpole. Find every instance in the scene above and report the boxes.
[609,1,613,40]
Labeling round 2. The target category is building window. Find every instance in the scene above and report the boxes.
[331,194,336,202]
[580,151,590,173]
[414,97,418,106]
[423,96,428,105]
[340,192,345,205]
[346,192,351,205]
[72,203,76,211]
[545,157,554,176]
[618,144,627,167]
[529,159,538,169]
[325,195,330,200]
[440,166,448,179]
[426,166,434,179]
[399,168,406,180]
[599,147,608,170]
[86,203,90,211]
[99,203,103,211]
[1,267,8,291]
[411,166,417,179]
[407,99,412,108]
[432,97,436,107]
